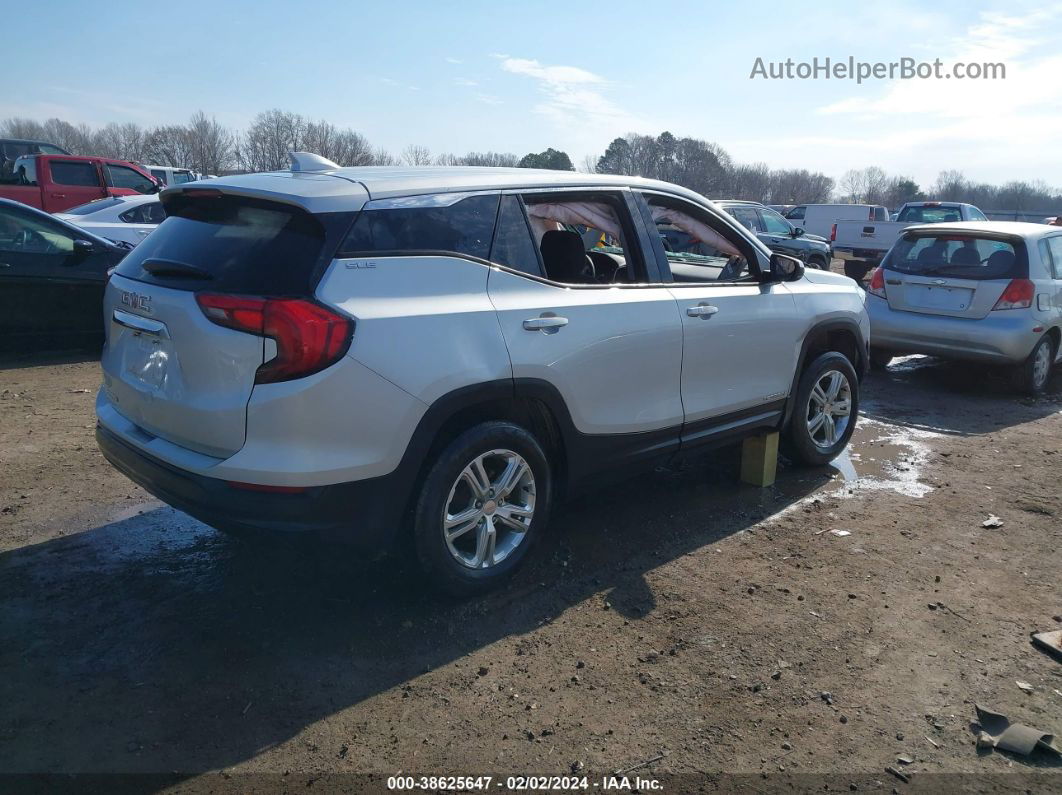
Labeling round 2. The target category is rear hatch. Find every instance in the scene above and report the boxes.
[101,191,338,458]
[880,230,1027,319]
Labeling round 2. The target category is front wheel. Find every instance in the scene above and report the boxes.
[413,421,552,596]
[1012,335,1055,396]
[785,352,860,466]
[809,256,829,271]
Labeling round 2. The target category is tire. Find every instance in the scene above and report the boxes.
[413,421,552,596]
[843,261,872,282]
[869,348,894,370]
[1012,335,1055,396]
[785,352,860,466]
[809,256,829,271]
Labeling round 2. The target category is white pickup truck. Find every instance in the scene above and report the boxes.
[832,201,989,280]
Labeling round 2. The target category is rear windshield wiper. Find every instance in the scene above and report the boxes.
[142,258,214,280]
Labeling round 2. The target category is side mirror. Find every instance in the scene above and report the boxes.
[71,239,95,260]
[792,226,805,238]
[766,253,804,282]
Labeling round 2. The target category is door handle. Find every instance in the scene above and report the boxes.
[522,315,568,332]
[0,262,10,269]
[52,193,66,199]
[686,304,719,318]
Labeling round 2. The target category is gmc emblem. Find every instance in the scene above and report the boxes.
[121,291,152,313]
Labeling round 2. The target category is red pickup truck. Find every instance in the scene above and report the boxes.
[0,154,159,214]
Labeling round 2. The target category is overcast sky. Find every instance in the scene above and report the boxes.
[5,0,1061,187]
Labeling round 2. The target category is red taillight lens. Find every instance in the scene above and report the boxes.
[196,293,352,383]
[991,279,1034,311]
[830,223,837,242]
[867,266,886,298]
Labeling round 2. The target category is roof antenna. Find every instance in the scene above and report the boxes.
[289,151,340,172]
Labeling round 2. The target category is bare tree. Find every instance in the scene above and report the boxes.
[186,111,236,174]
[145,126,194,168]
[241,109,306,172]
[401,144,433,166]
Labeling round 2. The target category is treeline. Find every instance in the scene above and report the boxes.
[3,111,1058,210]
[0,110,570,176]
[590,132,835,204]
[839,166,1062,213]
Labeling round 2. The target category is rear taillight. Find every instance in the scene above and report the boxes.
[867,267,887,298]
[196,293,352,383]
[830,223,837,242]
[991,279,1035,311]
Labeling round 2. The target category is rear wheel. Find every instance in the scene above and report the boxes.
[1012,335,1055,396]
[413,421,552,596]
[785,352,860,466]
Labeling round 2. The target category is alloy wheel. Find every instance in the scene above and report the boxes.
[806,370,852,450]
[442,449,536,569]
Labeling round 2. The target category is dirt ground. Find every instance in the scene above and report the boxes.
[1,346,1061,794]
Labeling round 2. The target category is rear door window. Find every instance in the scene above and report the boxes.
[786,206,806,220]
[50,160,101,187]
[727,206,762,232]
[885,233,1026,280]
[490,195,541,276]
[338,193,499,260]
[522,192,643,284]
[114,194,328,293]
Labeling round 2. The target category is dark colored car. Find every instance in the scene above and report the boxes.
[0,138,70,180]
[0,197,130,351]
[715,200,832,270]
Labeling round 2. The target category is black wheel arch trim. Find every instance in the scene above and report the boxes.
[783,319,868,428]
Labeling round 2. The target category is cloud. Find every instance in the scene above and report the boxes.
[497,56,642,135]
[454,78,478,87]
[445,57,463,64]
[817,7,1062,121]
[798,6,1062,183]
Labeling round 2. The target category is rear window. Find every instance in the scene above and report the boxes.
[63,197,126,215]
[337,193,499,259]
[114,194,327,293]
[897,205,963,223]
[884,233,1027,281]
[172,170,195,184]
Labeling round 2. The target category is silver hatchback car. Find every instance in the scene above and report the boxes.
[867,222,1062,394]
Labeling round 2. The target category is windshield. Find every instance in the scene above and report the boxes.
[172,171,195,184]
[883,233,1026,281]
[62,197,127,215]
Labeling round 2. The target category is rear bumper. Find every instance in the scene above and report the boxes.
[867,295,1038,363]
[96,424,404,548]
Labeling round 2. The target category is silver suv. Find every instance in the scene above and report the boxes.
[96,154,870,594]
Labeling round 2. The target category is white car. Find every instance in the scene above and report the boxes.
[143,165,198,186]
[55,195,164,247]
[96,154,870,594]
